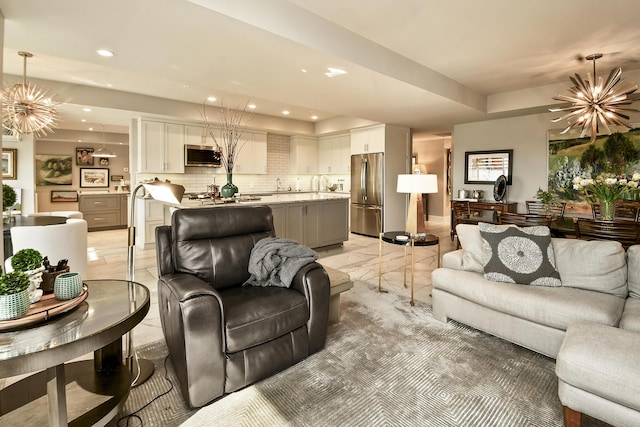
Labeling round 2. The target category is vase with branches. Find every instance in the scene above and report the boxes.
[201,99,253,198]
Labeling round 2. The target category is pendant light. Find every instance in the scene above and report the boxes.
[92,124,117,158]
[550,53,639,143]
[2,51,58,137]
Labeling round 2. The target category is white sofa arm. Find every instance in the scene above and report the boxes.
[628,245,640,298]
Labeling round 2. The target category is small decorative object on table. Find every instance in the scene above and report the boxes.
[54,272,83,300]
[40,256,70,294]
[0,271,31,320]
[11,248,45,303]
[573,173,640,220]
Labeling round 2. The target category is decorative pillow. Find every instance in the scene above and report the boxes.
[478,223,561,287]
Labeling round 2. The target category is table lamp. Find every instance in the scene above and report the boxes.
[127,179,185,386]
[397,173,438,236]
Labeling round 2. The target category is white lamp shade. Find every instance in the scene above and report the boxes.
[397,174,438,194]
[143,182,186,204]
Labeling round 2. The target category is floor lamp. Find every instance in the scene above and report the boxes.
[127,180,185,387]
[397,173,438,236]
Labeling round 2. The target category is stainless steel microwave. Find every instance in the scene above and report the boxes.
[184,144,222,167]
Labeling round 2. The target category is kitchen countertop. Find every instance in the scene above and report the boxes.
[179,192,350,208]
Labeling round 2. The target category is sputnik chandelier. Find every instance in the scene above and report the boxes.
[550,53,638,143]
[2,51,58,137]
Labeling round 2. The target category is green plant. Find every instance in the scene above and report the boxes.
[11,248,43,272]
[534,187,558,206]
[0,271,30,295]
[2,184,16,209]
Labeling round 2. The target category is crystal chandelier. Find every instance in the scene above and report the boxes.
[2,51,58,137]
[550,53,638,143]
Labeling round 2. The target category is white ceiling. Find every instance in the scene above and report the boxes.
[2,0,640,138]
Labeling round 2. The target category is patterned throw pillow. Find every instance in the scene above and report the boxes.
[478,222,561,287]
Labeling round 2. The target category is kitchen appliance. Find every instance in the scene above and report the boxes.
[184,145,222,167]
[351,153,384,237]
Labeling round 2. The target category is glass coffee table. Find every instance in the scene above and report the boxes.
[378,231,440,306]
[0,279,150,426]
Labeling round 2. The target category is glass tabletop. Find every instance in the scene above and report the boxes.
[381,231,439,246]
[0,280,150,377]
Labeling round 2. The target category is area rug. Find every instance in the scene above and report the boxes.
[121,280,609,427]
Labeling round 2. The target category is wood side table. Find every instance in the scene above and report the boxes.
[378,231,440,306]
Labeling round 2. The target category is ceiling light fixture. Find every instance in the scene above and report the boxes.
[96,49,114,57]
[2,51,58,137]
[207,96,217,102]
[248,104,257,109]
[550,53,639,142]
[92,124,117,158]
[324,67,347,78]
[282,110,290,115]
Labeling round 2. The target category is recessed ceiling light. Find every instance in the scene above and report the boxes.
[248,104,256,109]
[324,67,347,78]
[81,119,86,122]
[282,110,290,115]
[83,107,92,112]
[301,69,308,73]
[89,127,94,131]
[207,96,217,102]
[311,115,318,120]
[78,140,82,143]
[96,49,114,57]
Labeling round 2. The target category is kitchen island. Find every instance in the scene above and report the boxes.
[139,192,350,250]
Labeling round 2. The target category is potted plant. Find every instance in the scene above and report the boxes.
[2,184,17,223]
[11,248,45,303]
[0,270,31,320]
[534,187,559,216]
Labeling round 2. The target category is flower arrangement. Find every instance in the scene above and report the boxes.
[573,173,640,219]
[201,100,253,174]
[534,187,559,215]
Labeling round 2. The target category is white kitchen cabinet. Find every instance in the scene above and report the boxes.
[290,136,319,174]
[138,120,185,173]
[233,131,267,174]
[185,124,207,146]
[135,198,166,249]
[350,125,385,154]
[319,134,350,174]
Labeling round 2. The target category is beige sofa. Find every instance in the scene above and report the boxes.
[431,224,640,426]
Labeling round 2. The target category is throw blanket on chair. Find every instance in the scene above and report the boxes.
[244,237,318,288]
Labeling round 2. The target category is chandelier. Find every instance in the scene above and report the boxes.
[92,124,117,158]
[550,53,638,143]
[2,51,58,137]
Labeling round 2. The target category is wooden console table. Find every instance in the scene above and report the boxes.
[450,200,517,240]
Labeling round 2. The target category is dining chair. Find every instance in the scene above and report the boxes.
[573,217,640,250]
[451,201,471,244]
[591,201,640,221]
[26,211,84,219]
[525,200,566,218]
[498,211,552,227]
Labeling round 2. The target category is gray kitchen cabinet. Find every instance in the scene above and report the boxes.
[79,194,128,231]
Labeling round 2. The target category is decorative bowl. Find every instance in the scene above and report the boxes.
[327,184,338,192]
[54,272,83,300]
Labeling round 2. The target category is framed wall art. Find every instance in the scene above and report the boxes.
[2,148,17,180]
[76,148,95,166]
[51,190,78,202]
[464,149,513,185]
[80,168,110,188]
[35,154,73,186]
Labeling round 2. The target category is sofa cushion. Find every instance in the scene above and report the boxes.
[628,245,640,298]
[221,286,309,353]
[456,223,485,273]
[478,223,561,286]
[552,239,628,298]
[432,268,625,330]
[620,298,640,333]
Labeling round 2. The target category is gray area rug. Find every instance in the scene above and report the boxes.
[122,280,609,427]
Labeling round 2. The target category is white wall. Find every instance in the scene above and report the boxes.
[452,113,555,213]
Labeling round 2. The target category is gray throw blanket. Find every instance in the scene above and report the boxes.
[244,237,318,288]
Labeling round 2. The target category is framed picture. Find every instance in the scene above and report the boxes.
[98,157,110,166]
[76,148,95,166]
[35,154,73,186]
[80,168,110,188]
[464,149,513,185]
[51,190,78,202]
[2,148,17,180]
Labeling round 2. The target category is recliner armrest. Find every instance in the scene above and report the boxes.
[291,262,330,354]
[159,273,222,303]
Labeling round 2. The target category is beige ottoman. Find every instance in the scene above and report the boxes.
[322,266,353,323]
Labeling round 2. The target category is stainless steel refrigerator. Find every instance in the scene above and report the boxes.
[350,153,384,237]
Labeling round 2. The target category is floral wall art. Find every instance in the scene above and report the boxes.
[547,127,640,213]
[35,154,73,186]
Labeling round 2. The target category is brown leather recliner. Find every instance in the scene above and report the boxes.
[155,205,330,408]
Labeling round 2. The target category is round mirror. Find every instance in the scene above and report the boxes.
[493,175,507,202]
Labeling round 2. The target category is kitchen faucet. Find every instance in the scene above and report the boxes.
[276,178,281,192]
